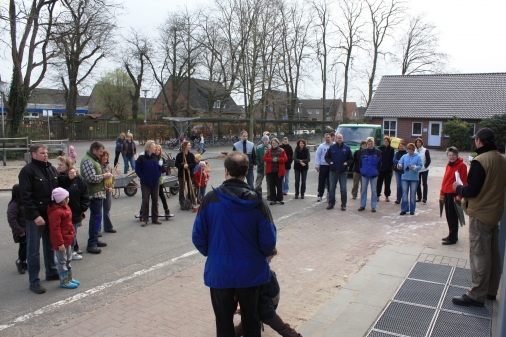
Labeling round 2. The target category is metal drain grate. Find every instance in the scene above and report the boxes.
[366,330,400,337]
[441,286,493,318]
[407,262,452,284]
[450,267,472,288]
[430,310,491,337]
[367,262,493,337]
[374,302,436,337]
[394,279,445,307]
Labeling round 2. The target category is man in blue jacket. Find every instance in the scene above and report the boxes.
[192,151,277,337]
[325,134,353,210]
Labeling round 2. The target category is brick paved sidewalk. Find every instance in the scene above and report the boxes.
[34,186,468,337]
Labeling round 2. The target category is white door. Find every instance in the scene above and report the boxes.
[427,122,442,147]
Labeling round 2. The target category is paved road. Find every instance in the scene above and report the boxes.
[0,142,473,336]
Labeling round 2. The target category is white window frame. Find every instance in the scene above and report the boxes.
[307,110,312,115]
[213,100,221,109]
[315,110,320,115]
[383,119,397,137]
[412,122,422,136]
[469,123,476,136]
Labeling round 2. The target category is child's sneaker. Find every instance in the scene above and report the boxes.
[72,252,83,260]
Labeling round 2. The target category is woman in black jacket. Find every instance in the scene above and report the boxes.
[350,141,367,199]
[293,139,310,199]
[376,136,395,202]
[56,156,89,260]
[175,141,196,210]
[279,137,293,196]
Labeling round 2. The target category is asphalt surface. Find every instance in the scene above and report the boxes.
[0,140,328,336]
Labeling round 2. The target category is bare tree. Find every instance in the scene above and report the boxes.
[123,29,151,120]
[94,68,133,119]
[365,0,404,106]
[335,0,366,118]
[278,1,312,125]
[311,0,335,124]
[147,10,200,117]
[5,0,59,134]
[399,14,448,75]
[53,0,118,122]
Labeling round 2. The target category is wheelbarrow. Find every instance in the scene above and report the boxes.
[162,175,179,199]
[112,173,139,199]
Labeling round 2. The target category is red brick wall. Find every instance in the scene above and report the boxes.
[371,117,481,149]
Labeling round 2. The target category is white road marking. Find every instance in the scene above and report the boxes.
[1,199,322,331]
[0,250,199,332]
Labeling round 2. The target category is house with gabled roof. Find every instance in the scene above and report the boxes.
[152,77,242,118]
[365,73,506,148]
[26,88,89,117]
[254,90,309,120]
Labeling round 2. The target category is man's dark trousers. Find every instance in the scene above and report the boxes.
[210,286,261,337]
[317,165,330,198]
[88,198,103,248]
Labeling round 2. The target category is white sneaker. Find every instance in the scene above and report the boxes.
[72,252,83,260]
[317,196,322,202]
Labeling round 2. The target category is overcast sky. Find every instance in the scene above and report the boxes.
[2,0,505,104]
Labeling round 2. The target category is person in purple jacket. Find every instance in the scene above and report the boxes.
[192,152,277,337]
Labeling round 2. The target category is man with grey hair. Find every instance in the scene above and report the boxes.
[452,128,506,307]
[19,144,76,294]
[325,133,353,210]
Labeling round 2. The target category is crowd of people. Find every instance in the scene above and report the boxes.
[6,127,505,335]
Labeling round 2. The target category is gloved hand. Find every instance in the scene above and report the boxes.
[273,157,278,162]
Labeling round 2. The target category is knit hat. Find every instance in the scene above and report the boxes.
[195,154,202,160]
[69,145,75,150]
[52,187,69,204]
[262,136,269,141]
[199,161,207,168]
[263,131,270,136]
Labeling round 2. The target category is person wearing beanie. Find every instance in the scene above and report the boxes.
[452,128,506,307]
[193,160,210,202]
[47,187,79,289]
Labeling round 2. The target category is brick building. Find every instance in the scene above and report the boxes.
[365,73,506,148]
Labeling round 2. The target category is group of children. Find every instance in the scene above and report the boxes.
[8,185,80,289]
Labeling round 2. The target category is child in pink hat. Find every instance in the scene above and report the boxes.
[47,188,79,289]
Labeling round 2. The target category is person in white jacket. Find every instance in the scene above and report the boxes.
[415,138,431,204]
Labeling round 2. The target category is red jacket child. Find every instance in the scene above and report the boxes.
[193,161,209,187]
[47,200,75,250]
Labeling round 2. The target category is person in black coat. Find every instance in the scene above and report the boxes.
[279,137,293,195]
[293,139,310,199]
[350,141,367,199]
[175,140,197,210]
[8,184,27,274]
[377,136,395,202]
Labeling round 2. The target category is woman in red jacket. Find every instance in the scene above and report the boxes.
[263,138,288,205]
[440,146,468,245]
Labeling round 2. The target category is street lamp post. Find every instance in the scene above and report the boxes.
[142,89,149,125]
[298,102,303,135]
[0,77,6,166]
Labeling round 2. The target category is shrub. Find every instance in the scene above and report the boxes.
[138,124,169,143]
[442,116,473,151]
[479,113,506,152]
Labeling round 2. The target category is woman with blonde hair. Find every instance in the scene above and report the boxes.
[56,155,89,260]
[100,150,116,233]
[154,144,174,218]
[175,140,196,210]
[135,141,162,226]
[397,143,423,215]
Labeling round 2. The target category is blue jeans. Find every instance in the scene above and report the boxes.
[395,171,403,202]
[124,156,135,174]
[294,169,307,196]
[282,169,290,193]
[402,180,419,213]
[317,165,330,198]
[102,192,113,231]
[329,171,348,206]
[246,168,254,190]
[72,222,80,247]
[360,176,378,209]
[26,219,58,286]
[87,198,103,248]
